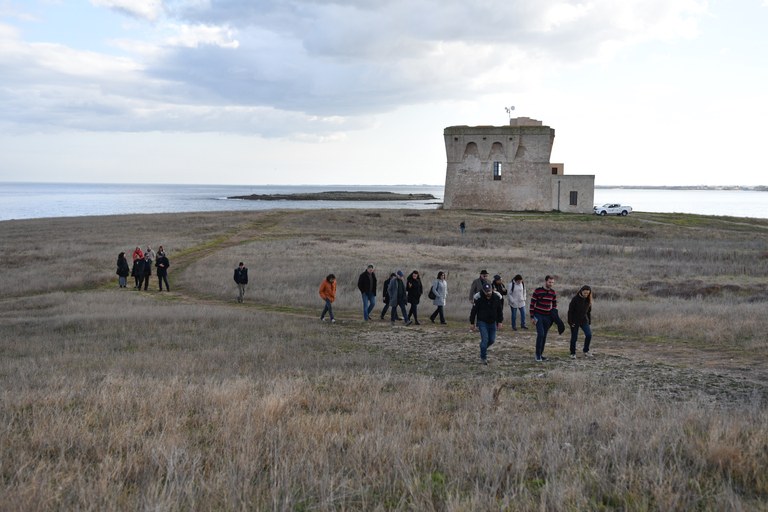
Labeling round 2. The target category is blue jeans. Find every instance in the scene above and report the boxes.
[361,293,376,320]
[321,299,334,320]
[391,300,408,323]
[477,321,497,360]
[510,305,526,328]
[570,323,592,354]
[534,313,553,359]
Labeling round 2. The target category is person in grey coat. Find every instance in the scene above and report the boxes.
[429,271,448,324]
[387,270,411,326]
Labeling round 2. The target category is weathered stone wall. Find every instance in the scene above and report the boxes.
[551,175,595,213]
[443,121,594,213]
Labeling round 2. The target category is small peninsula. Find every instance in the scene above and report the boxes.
[229,191,437,201]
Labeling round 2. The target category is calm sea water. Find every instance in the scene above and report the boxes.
[0,183,765,221]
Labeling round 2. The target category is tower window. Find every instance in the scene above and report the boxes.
[493,162,502,181]
[569,191,578,205]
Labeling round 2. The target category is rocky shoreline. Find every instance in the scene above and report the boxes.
[229,191,437,201]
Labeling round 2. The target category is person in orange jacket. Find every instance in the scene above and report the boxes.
[319,274,337,323]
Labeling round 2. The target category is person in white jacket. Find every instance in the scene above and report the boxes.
[508,274,528,330]
[429,271,448,324]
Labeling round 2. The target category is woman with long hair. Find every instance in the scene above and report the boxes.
[429,271,448,324]
[567,285,593,358]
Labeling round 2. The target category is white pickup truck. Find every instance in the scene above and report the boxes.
[593,203,632,216]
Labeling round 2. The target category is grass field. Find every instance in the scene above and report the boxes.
[1,208,767,511]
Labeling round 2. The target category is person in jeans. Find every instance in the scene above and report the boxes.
[508,274,527,330]
[470,282,504,365]
[568,285,593,359]
[140,253,152,291]
[429,271,448,324]
[319,274,337,323]
[357,264,377,320]
[233,262,248,303]
[530,275,562,361]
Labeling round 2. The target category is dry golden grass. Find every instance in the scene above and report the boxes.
[1,208,767,511]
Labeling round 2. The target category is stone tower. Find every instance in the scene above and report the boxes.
[442,117,594,213]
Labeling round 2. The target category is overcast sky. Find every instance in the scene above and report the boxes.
[0,0,766,186]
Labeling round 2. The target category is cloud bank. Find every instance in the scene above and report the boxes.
[0,0,708,138]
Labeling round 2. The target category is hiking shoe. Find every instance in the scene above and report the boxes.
[405,320,412,326]
[584,351,593,358]
[570,354,576,360]
[535,357,543,362]
[522,326,529,330]
[320,317,326,322]
[540,356,548,361]
[331,319,336,323]
[481,358,488,366]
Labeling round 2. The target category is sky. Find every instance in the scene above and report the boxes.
[0,0,766,186]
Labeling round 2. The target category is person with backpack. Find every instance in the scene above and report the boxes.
[470,282,504,365]
[387,270,411,326]
[428,271,448,324]
[508,274,528,330]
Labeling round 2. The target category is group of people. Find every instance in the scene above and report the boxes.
[468,270,593,364]
[228,261,593,364]
[116,245,170,291]
[355,265,448,326]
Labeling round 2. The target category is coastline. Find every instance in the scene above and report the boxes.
[229,191,437,201]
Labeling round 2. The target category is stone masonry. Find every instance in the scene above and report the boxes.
[442,118,594,213]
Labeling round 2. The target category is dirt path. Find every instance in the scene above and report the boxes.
[114,214,768,403]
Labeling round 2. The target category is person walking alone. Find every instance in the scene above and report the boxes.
[233,262,248,303]
[568,285,594,359]
[319,274,337,323]
[429,271,448,324]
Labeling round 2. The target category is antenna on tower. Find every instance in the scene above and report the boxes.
[505,106,515,122]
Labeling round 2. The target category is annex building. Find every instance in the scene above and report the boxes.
[442,117,594,213]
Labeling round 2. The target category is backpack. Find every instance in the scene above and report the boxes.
[428,285,436,300]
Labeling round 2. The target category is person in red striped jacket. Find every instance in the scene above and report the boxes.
[530,275,565,362]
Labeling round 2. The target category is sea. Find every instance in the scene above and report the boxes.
[0,182,765,221]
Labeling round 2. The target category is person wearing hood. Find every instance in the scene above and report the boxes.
[567,285,594,359]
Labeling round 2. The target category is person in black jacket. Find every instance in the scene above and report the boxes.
[155,249,170,291]
[470,282,504,365]
[116,252,130,288]
[140,253,152,291]
[406,270,424,325]
[233,262,248,303]
[357,264,377,321]
[567,285,593,359]
[132,256,145,289]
